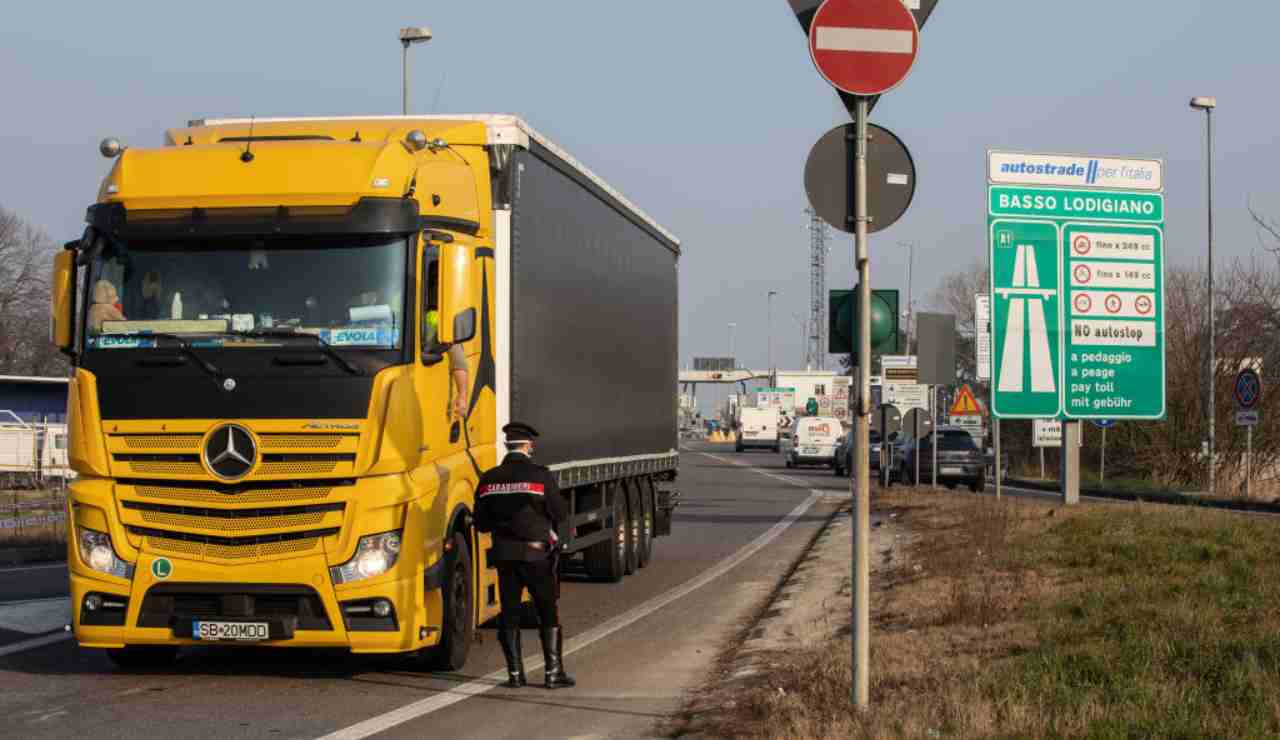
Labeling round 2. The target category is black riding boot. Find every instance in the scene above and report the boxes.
[497,628,527,688]
[539,625,575,689]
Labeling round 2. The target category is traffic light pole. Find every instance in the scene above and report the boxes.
[849,96,871,710]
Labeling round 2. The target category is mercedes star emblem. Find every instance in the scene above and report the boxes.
[223,377,237,392]
[204,424,257,480]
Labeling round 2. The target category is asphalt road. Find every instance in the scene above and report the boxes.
[0,443,850,739]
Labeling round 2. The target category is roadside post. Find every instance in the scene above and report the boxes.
[988,150,1166,505]
[804,0,919,708]
[1234,367,1261,497]
[1092,419,1115,482]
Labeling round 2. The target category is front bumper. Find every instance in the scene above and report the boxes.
[67,473,447,654]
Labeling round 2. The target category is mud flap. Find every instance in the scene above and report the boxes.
[655,488,679,537]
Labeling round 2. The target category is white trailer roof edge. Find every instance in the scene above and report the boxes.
[191,114,680,247]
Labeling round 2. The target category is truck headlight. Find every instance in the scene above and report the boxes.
[330,531,402,585]
[77,527,134,579]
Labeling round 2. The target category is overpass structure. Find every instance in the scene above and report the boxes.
[677,369,772,407]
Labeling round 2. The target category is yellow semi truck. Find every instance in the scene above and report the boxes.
[50,115,680,668]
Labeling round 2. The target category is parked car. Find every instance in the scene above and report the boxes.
[897,427,986,491]
[833,429,882,478]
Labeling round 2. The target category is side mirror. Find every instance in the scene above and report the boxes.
[51,250,75,352]
[436,241,475,344]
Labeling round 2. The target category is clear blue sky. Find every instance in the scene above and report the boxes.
[2,2,1276,389]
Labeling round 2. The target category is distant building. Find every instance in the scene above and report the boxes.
[0,376,70,424]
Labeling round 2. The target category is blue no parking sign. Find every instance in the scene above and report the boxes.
[1235,368,1262,410]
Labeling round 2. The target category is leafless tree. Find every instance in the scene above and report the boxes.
[0,205,66,377]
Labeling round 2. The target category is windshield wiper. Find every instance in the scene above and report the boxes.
[229,329,363,376]
[105,332,224,382]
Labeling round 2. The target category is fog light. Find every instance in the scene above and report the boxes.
[372,599,392,618]
[84,594,102,611]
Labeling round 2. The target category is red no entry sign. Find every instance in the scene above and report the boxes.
[808,0,920,96]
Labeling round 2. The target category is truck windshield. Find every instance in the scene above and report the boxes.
[83,235,408,351]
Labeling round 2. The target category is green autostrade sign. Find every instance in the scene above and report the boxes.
[989,186,1164,223]
[987,151,1166,421]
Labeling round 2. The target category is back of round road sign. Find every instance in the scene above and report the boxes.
[804,122,916,234]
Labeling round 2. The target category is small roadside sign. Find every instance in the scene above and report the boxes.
[975,293,992,380]
[1237,410,1260,427]
[1234,368,1261,410]
[1091,418,1116,429]
[949,384,982,416]
[807,0,920,97]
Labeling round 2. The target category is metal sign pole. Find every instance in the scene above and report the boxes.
[995,418,1002,498]
[1101,426,1106,483]
[850,96,871,709]
[931,386,938,488]
[1247,425,1253,498]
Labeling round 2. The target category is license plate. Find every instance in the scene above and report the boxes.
[193,620,269,641]
[803,447,819,454]
[940,466,963,475]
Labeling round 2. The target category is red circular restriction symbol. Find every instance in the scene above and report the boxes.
[808,0,920,97]
[1073,294,1092,313]
[1135,295,1153,315]
[1073,264,1092,284]
[1072,235,1092,255]
[1104,294,1123,314]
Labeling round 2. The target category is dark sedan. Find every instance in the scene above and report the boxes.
[898,428,986,491]
[833,429,882,478]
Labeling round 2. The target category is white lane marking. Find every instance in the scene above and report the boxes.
[0,597,71,634]
[318,459,821,740]
[815,27,913,54]
[0,562,67,573]
[0,632,72,658]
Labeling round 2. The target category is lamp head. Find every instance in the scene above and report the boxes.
[399,26,433,45]
[1189,96,1217,111]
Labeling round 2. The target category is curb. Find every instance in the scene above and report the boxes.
[722,503,851,683]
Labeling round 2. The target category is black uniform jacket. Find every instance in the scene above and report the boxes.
[473,452,568,557]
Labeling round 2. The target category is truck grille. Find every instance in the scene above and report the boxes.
[128,481,340,505]
[122,501,344,534]
[137,583,332,630]
[130,525,338,561]
[111,433,350,451]
[112,453,355,478]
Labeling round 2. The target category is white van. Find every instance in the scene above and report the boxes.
[735,407,781,452]
[786,416,842,468]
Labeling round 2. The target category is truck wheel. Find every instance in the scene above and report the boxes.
[585,485,627,582]
[425,531,473,671]
[106,646,178,670]
[624,484,640,576]
[637,479,654,568]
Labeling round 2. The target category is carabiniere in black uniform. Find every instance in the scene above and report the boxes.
[473,422,575,689]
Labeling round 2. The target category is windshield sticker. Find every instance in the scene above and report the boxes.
[93,335,156,350]
[327,328,395,346]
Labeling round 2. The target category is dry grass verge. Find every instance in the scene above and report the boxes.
[674,489,1280,738]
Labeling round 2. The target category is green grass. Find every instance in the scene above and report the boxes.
[679,492,1280,738]
[987,505,1280,737]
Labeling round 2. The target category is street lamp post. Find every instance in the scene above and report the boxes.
[1191,95,1217,497]
[767,290,779,379]
[399,27,433,115]
[727,322,736,369]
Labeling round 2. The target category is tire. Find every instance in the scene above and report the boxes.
[425,531,473,671]
[106,645,178,670]
[624,481,640,576]
[833,464,843,477]
[969,470,986,493]
[637,478,654,568]
[585,484,627,582]
[735,443,743,453]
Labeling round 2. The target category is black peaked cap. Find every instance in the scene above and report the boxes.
[503,422,540,441]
